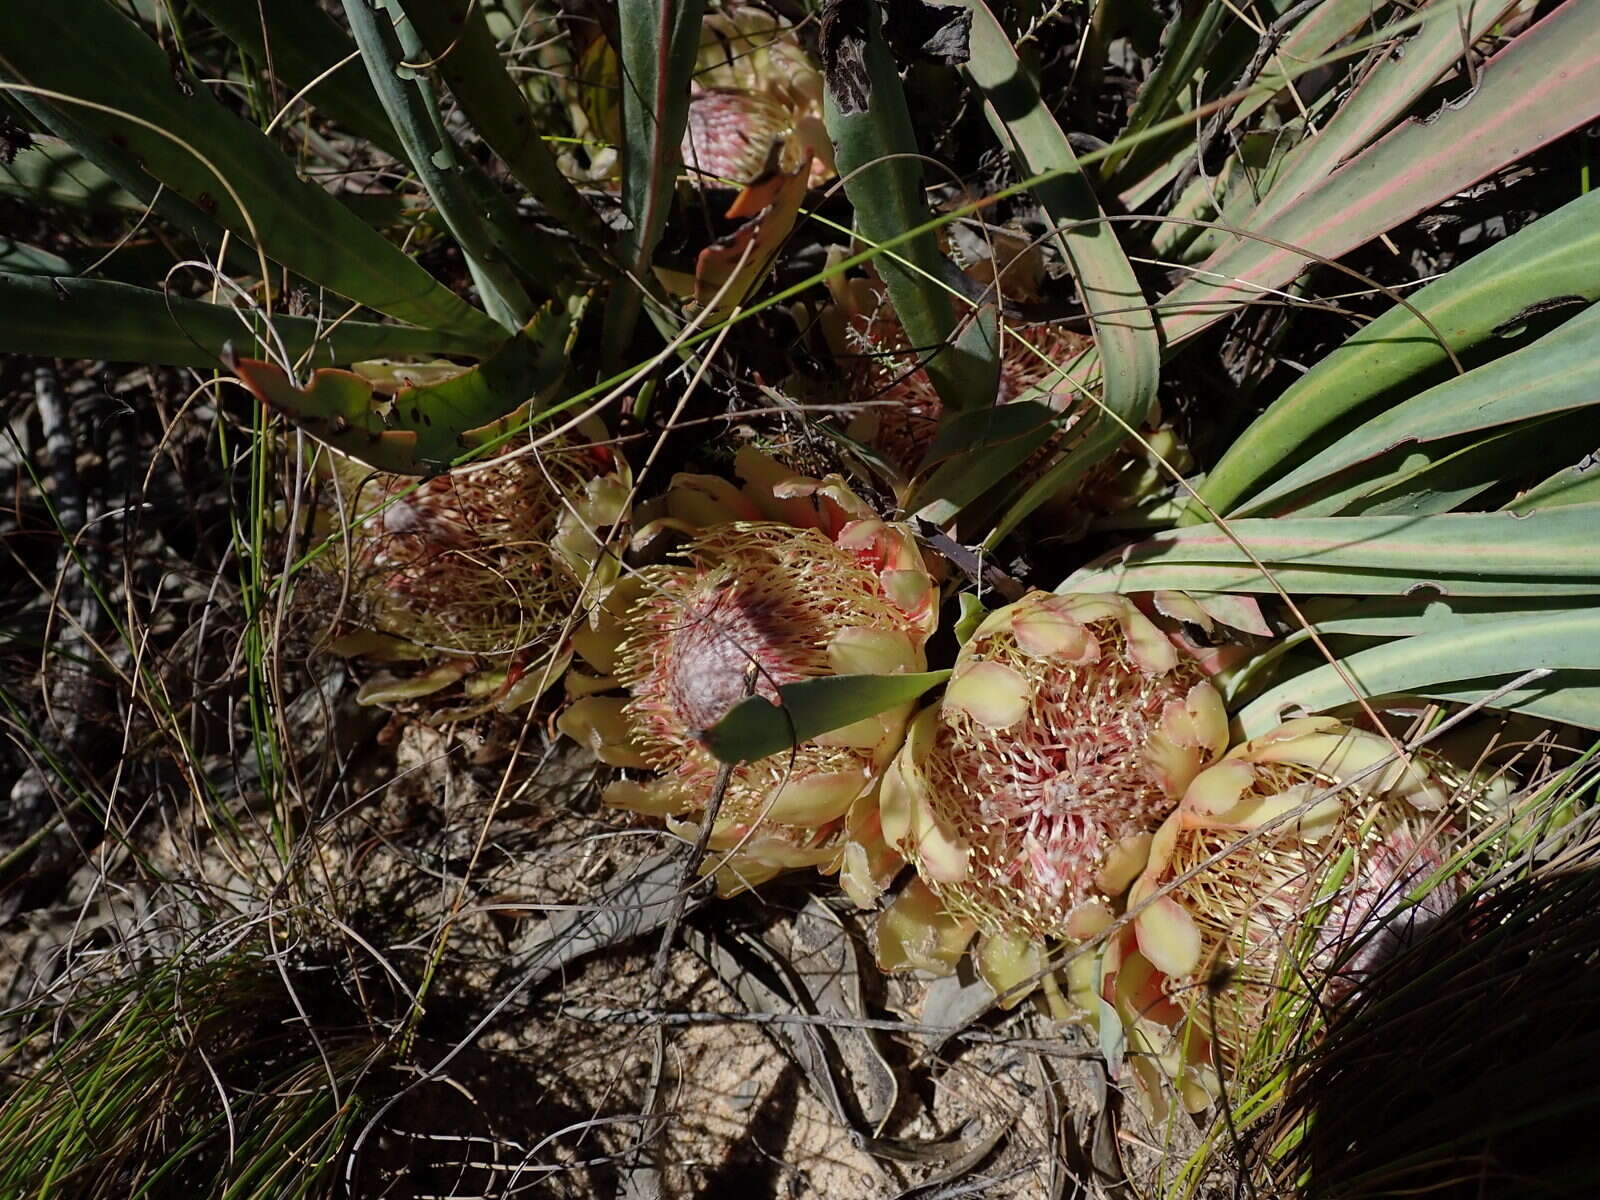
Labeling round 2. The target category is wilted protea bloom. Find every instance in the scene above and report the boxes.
[682,5,834,187]
[317,405,629,714]
[1123,718,1462,1106]
[877,591,1229,1000]
[820,271,1090,477]
[558,448,935,900]
[819,270,1188,528]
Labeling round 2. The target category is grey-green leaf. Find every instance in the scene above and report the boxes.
[703,671,951,765]
[0,272,497,367]
[1061,507,1600,598]
[822,0,998,414]
[1240,300,1600,516]
[1238,608,1600,734]
[0,0,503,341]
[1199,188,1600,518]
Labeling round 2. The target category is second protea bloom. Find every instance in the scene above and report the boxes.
[822,271,1095,479]
[1125,718,1461,1102]
[878,592,1229,998]
[682,5,834,187]
[317,404,629,713]
[559,449,935,900]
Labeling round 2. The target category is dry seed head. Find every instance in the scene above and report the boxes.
[341,458,583,657]
[827,279,1095,476]
[882,592,1228,943]
[321,431,628,708]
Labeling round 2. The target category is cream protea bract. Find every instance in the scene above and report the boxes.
[558,448,935,900]
[317,406,629,713]
[682,5,834,187]
[1125,718,1462,1102]
[877,592,1228,999]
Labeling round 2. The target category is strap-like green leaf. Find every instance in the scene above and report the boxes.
[821,0,999,414]
[0,238,73,276]
[340,0,535,330]
[603,0,705,360]
[1200,188,1600,518]
[397,0,611,255]
[0,272,497,367]
[910,400,1059,525]
[1241,300,1600,516]
[0,143,142,211]
[1238,608,1600,734]
[958,2,1159,542]
[703,671,951,765]
[1247,0,1516,226]
[1152,0,1600,358]
[0,0,502,341]
[1508,464,1600,514]
[1061,507,1600,597]
[190,0,404,158]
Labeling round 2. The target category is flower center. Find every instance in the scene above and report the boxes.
[664,584,795,735]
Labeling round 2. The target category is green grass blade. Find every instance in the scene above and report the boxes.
[0,272,498,368]
[397,0,612,255]
[1237,607,1600,734]
[1199,188,1600,518]
[1239,300,1600,515]
[1060,507,1600,597]
[0,0,503,341]
[822,0,999,414]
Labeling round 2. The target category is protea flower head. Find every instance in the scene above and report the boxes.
[316,399,629,713]
[1123,717,1462,1106]
[568,4,832,189]
[877,591,1228,1000]
[682,5,834,187]
[558,447,935,900]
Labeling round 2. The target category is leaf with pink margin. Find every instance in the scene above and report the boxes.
[235,301,571,474]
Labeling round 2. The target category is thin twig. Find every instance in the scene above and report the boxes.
[621,662,755,1199]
